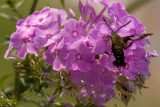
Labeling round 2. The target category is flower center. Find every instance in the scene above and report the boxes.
[129,29,136,35]
[101,67,107,73]
[39,18,44,22]
[25,25,31,28]
[114,15,119,22]
[76,53,82,60]
[46,33,52,39]
[54,48,59,55]
[103,35,110,41]
[134,56,138,61]
[85,41,93,48]
[125,63,129,69]
[72,31,78,37]
[23,37,30,44]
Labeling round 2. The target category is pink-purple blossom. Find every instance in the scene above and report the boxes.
[60,19,87,44]
[34,21,60,48]
[88,22,112,54]
[4,1,158,106]
[43,39,69,71]
[9,31,37,59]
[65,40,95,72]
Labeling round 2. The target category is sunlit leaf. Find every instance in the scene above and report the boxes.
[0,74,11,88]
[15,0,24,9]
[0,13,18,21]
[0,4,9,9]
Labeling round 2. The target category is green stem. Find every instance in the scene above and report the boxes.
[13,69,19,100]
[30,0,39,14]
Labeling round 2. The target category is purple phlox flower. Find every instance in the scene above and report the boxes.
[117,16,146,49]
[82,60,100,85]
[69,8,76,19]
[41,73,51,77]
[107,2,145,43]
[65,40,95,72]
[98,55,117,86]
[118,16,146,49]
[108,2,128,26]
[145,50,158,64]
[43,39,69,71]
[78,0,96,24]
[4,43,13,59]
[34,21,60,48]
[145,37,151,46]
[27,7,53,27]
[121,47,149,80]
[60,19,87,44]
[79,0,109,31]
[88,22,112,54]
[71,56,117,85]
[71,70,83,83]
[64,103,73,107]
[16,18,36,35]
[50,8,67,25]
[84,39,95,49]
[71,60,99,85]
[9,31,37,59]
[81,81,115,106]
[48,82,55,86]
[48,95,55,103]
[4,43,18,60]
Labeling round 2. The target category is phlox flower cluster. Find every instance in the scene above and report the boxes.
[5,0,157,106]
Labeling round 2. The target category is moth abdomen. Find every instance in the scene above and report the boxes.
[112,49,126,67]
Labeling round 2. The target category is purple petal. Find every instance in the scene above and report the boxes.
[96,22,112,35]
[43,44,56,65]
[10,32,23,49]
[83,70,97,85]
[69,8,76,19]
[53,56,65,71]
[26,42,37,53]
[34,36,47,48]
[4,43,13,59]
[48,96,55,103]
[71,70,83,83]
[108,2,128,21]
[41,73,51,77]
[17,44,27,59]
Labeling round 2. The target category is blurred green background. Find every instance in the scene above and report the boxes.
[0,0,160,107]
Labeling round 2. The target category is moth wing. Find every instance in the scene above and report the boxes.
[122,33,153,49]
[128,33,153,41]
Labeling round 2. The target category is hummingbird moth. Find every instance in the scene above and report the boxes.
[103,18,153,67]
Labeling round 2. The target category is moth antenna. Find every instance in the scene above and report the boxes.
[116,20,132,32]
[103,17,114,32]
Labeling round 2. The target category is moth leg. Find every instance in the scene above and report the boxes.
[105,51,112,56]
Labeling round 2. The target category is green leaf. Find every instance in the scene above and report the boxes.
[0,74,12,88]
[23,98,46,107]
[59,0,65,7]
[0,13,18,21]
[15,0,24,9]
[0,4,9,9]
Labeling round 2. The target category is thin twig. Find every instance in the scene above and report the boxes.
[29,0,39,14]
